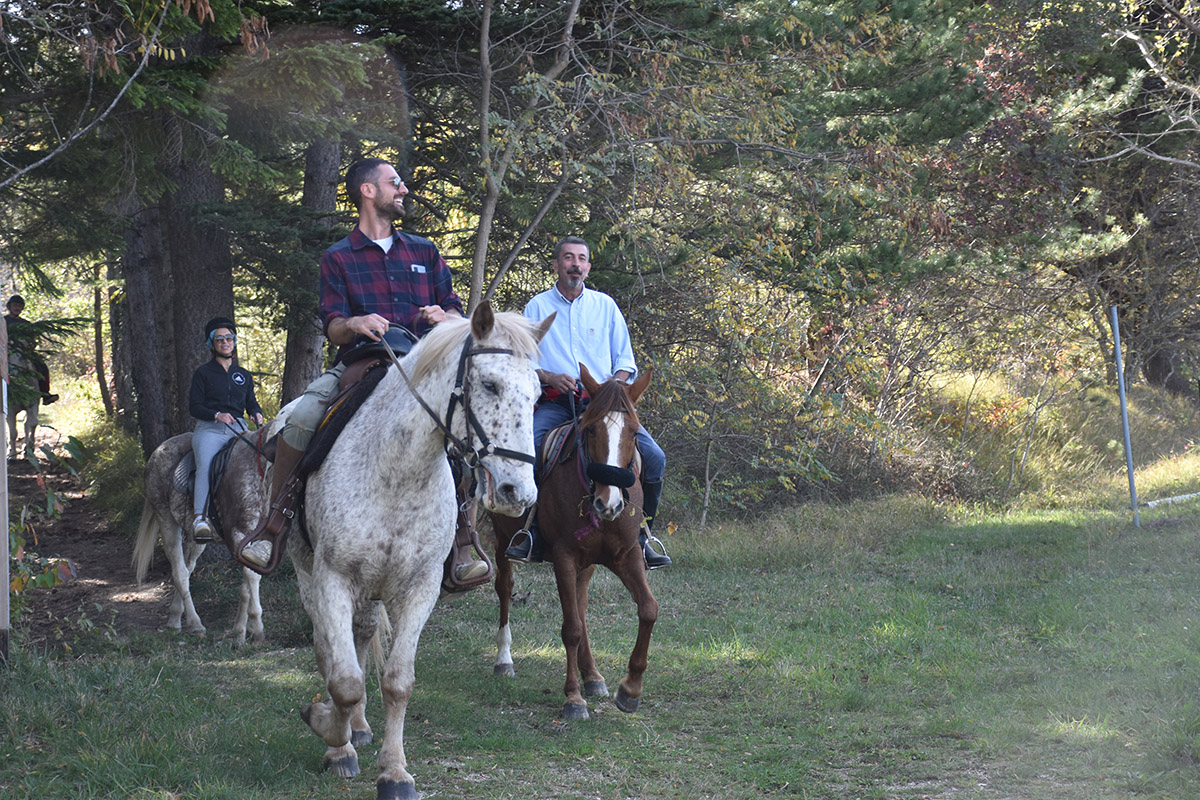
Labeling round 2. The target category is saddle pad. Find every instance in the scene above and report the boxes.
[173,451,196,494]
[540,421,577,473]
[300,360,389,477]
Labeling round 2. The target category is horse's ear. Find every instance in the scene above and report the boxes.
[579,363,601,397]
[628,365,652,404]
[471,300,494,339]
[532,311,555,344]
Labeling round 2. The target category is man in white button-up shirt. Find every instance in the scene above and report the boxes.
[505,237,671,569]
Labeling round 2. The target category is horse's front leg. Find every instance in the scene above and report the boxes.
[164,525,205,634]
[23,404,38,456]
[612,564,659,713]
[493,534,517,677]
[552,557,588,719]
[230,568,264,645]
[349,606,379,748]
[301,581,363,778]
[575,565,607,699]
[377,568,441,800]
[7,410,17,459]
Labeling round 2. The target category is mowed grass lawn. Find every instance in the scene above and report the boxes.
[5,495,1200,799]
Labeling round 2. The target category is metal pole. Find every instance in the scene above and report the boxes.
[1,317,9,664]
[1110,306,1139,528]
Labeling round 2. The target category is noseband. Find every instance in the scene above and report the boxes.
[580,424,637,489]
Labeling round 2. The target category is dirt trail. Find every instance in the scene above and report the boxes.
[9,451,173,648]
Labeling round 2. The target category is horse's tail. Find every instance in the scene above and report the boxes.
[369,604,393,684]
[131,499,160,585]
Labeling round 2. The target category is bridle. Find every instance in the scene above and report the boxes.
[380,329,537,475]
[569,403,639,540]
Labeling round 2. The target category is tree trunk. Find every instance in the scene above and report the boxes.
[122,204,174,455]
[161,151,235,435]
[1142,346,1194,397]
[108,259,136,436]
[281,318,326,405]
[280,137,341,405]
[93,261,114,418]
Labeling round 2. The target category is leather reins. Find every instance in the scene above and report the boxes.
[379,331,537,472]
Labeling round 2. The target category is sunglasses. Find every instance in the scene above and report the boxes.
[212,334,236,343]
[379,176,404,189]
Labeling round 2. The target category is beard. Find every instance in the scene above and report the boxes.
[374,194,404,221]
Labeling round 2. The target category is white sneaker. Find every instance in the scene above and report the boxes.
[193,515,215,542]
[241,540,273,569]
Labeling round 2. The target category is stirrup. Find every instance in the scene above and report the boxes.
[233,529,286,575]
[642,530,671,569]
[504,529,534,564]
[192,515,215,543]
[232,493,295,576]
[441,495,495,593]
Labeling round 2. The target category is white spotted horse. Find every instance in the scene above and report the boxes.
[133,419,280,645]
[290,302,549,800]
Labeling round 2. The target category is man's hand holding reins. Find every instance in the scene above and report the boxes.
[419,305,460,326]
[328,313,392,345]
[538,370,577,395]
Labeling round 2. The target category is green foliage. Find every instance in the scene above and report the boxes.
[8,484,74,619]
[78,418,148,535]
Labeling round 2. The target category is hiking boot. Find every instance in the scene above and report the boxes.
[640,529,672,569]
[504,525,545,564]
[192,515,215,543]
[504,529,535,563]
[240,540,273,569]
[42,393,59,405]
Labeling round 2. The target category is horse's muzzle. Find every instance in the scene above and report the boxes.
[478,465,536,517]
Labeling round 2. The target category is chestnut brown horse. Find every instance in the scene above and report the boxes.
[492,364,659,719]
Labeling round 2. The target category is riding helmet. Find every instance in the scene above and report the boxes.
[204,316,237,338]
[204,316,237,347]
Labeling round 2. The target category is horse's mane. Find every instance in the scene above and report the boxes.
[407,311,542,384]
[580,378,636,425]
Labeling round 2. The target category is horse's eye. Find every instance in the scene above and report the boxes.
[482,380,499,395]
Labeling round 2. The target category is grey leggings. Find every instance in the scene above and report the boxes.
[192,418,246,516]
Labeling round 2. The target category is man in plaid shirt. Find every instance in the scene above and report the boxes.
[238,158,489,586]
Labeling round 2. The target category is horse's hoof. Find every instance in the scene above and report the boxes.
[614,686,640,713]
[583,679,609,698]
[377,779,419,800]
[324,752,360,778]
[493,663,515,678]
[351,727,372,747]
[300,703,313,726]
[560,701,589,720]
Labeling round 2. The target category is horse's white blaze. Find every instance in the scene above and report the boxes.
[592,411,626,514]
